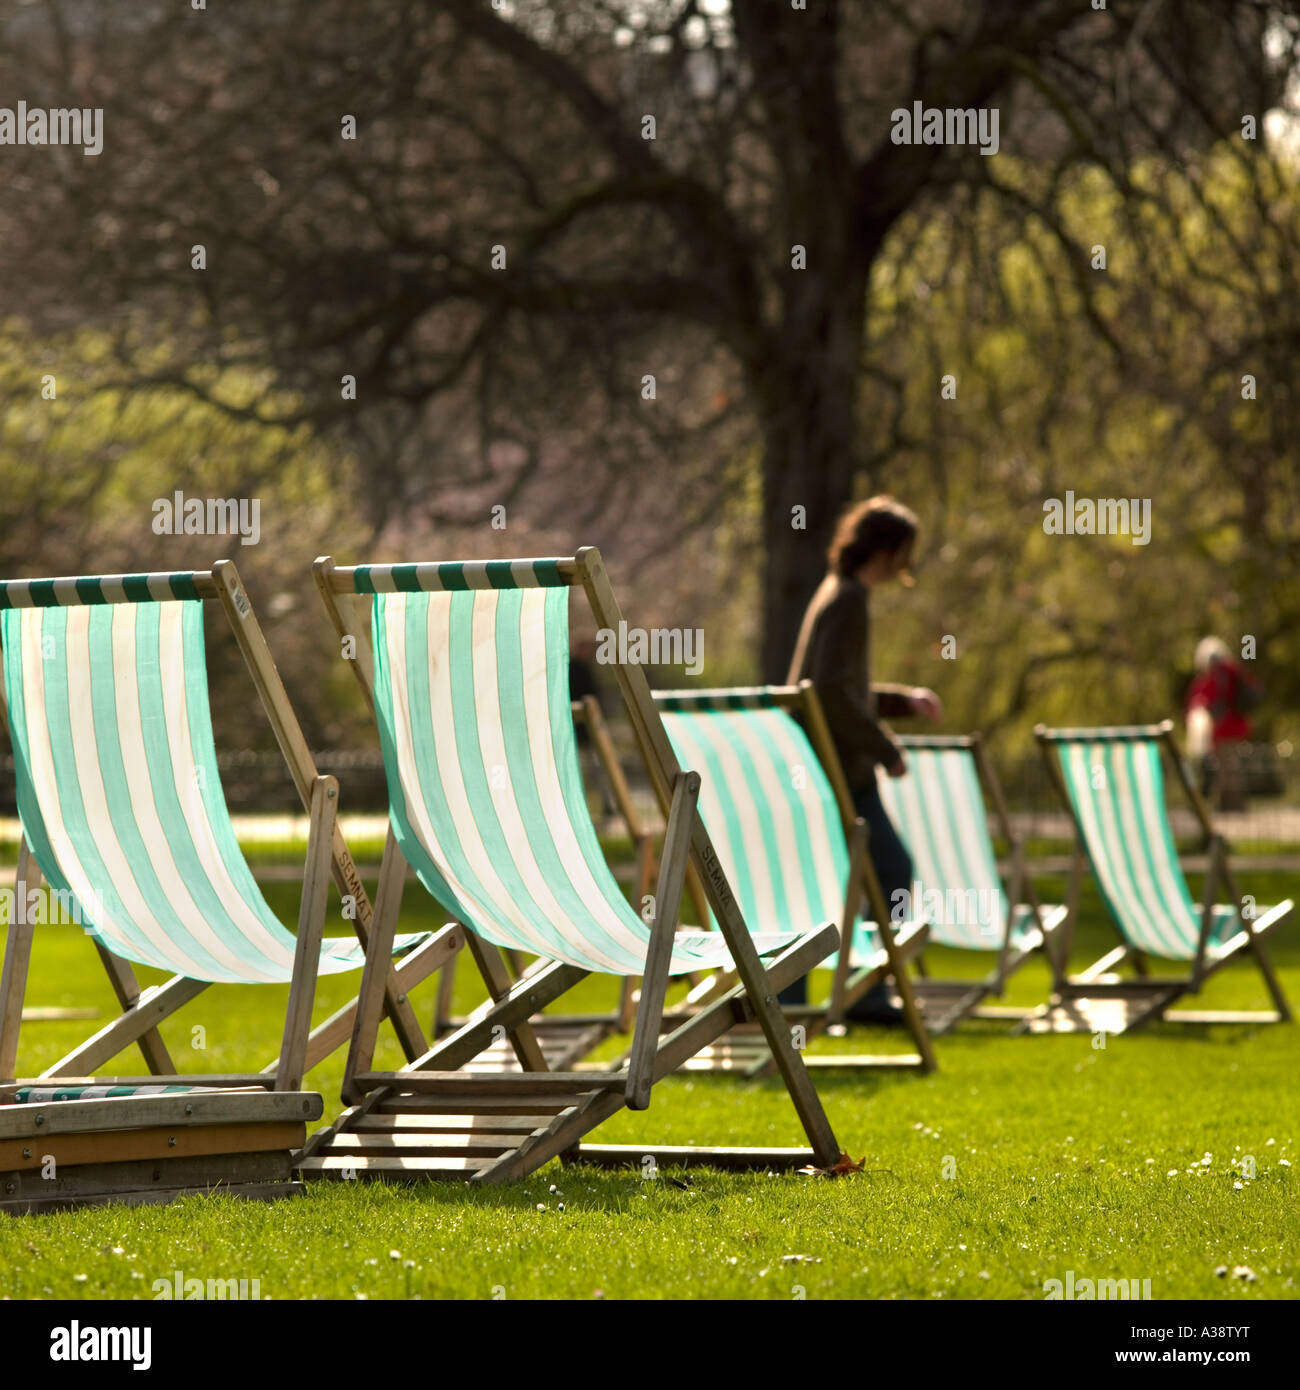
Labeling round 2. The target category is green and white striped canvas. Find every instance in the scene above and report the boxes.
[656,700,905,967]
[1054,738,1241,961]
[878,746,1040,952]
[8,1084,199,1103]
[369,585,792,976]
[1,599,414,985]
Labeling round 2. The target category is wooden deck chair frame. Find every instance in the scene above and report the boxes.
[428,695,648,1069]
[642,682,936,1076]
[1021,720,1292,1035]
[300,549,848,1183]
[880,733,1066,1034]
[0,564,458,1213]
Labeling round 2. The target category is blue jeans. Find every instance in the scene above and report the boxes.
[777,779,913,1006]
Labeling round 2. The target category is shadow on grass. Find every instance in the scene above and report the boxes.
[296,1153,860,1217]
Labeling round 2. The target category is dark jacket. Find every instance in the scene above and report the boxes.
[786,573,913,788]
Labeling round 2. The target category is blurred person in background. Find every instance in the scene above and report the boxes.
[1185,636,1259,812]
[785,496,943,1022]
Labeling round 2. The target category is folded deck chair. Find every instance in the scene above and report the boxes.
[0,565,458,1213]
[647,684,935,1075]
[1022,721,1292,1035]
[428,694,649,1072]
[300,549,847,1183]
[875,734,1066,1033]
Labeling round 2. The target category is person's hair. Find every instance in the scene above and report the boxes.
[1194,636,1230,672]
[828,496,919,577]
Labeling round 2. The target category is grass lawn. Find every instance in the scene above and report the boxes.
[1,864,1296,1300]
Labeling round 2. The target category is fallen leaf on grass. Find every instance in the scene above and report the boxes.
[798,1151,866,1177]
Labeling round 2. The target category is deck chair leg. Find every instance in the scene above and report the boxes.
[1247,932,1292,1021]
[1190,834,1222,992]
[274,776,337,1091]
[341,831,409,1101]
[1054,840,1085,992]
[826,820,867,1026]
[336,828,434,1069]
[361,835,431,1064]
[617,831,658,1036]
[616,975,636,1035]
[995,840,1025,994]
[627,771,698,1110]
[874,916,937,1073]
[0,839,39,1078]
[853,839,937,1073]
[434,951,459,1035]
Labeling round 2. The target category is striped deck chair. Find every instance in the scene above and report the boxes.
[649,684,936,1075]
[876,735,1066,1033]
[1023,722,1292,1035]
[0,565,457,1214]
[428,694,649,1071]
[301,549,847,1183]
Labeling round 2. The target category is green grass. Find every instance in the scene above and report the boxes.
[1,868,1297,1300]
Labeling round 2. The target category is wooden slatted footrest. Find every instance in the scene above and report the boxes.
[353,1071,628,1093]
[376,1092,592,1116]
[351,1112,550,1134]
[677,1029,773,1072]
[459,1021,614,1075]
[1021,989,1182,1035]
[299,1076,620,1184]
[299,1153,497,1179]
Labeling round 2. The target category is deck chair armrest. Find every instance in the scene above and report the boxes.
[1245,899,1294,938]
[1191,833,1223,990]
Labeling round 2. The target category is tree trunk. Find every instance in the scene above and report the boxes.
[756,260,869,683]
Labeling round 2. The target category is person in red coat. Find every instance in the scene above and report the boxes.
[1185,637,1258,810]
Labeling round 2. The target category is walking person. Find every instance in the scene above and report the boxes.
[1185,636,1259,812]
[784,496,943,1020]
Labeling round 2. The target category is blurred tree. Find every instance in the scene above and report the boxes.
[1,0,1294,682]
[863,141,1300,744]
[0,340,366,754]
